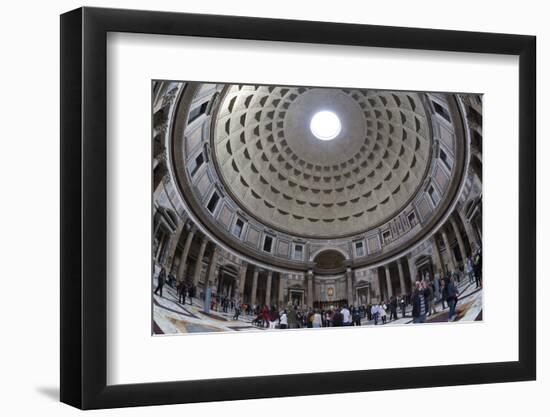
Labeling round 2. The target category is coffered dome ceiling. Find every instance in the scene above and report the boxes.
[213,85,432,238]
[167,80,466,271]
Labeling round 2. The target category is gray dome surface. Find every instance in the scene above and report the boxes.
[213,85,432,237]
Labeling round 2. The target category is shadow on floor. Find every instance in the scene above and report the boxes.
[35,386,59,401]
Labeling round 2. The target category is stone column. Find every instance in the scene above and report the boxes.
[265,270,273,306]
[205,246,219,288]
[346,267,354,306]
[376,268,386,300]
[165,221,185,272]
[384,264,393,298]
[397,259,407,296]
[407,255,417,286]
[278,274,286,308]
[237,262,247,302]
[367,285,372,304]
[451,216,468,267]
[307,270,314,307]
[441,228,457,272]
[432,234,445,274]
[250,267,259,306]
[192,237,208,286]
[369,268,381,301]
[177,227,196,282]
[459,210,480,250]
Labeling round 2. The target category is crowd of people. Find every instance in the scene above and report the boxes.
[153,248,482,328]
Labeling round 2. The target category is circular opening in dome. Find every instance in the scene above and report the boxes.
[310,111,341,141]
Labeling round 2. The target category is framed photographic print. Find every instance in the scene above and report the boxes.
[60,6,536,410]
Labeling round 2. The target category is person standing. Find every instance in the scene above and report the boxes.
[279,310,288,329]
[379,303,387,324]
[434,270,441,295]
[411,281,427,324]
[268,306,279,329]
[154,267,166,297]
[474,249,482,288]
[423,281,436,316]
[287,306,297,329]
[187,284,196,305]
[446,277,459,321]
[389,296,398,321]
[399,296,406,318]
[332,308,344,327]
[177,281,187,304]
[352,306,362,326]
[439,277,447,310]
[366,303,373,321]
[167,271,176,288]
[312,309,323,328]
[371,303,379,325]
[233,302,241,320]
[466,257,474,284]
[341,305,352,326]
[261,305,270,328]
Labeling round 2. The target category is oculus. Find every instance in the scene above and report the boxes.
[309,110,341,141]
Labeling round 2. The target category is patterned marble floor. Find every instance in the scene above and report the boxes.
[153,283,262,334]
[152,277,482,335]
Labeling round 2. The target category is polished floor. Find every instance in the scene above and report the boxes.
[152,277,482,335]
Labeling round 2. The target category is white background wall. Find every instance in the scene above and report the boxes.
[0,0,546,415]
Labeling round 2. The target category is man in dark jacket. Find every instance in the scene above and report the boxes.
[188,284,196,305]
[332,308,344,327]
[154,267,166,297]
[388,296,397,321]
[177,281,187,304]
[473,250,482,288]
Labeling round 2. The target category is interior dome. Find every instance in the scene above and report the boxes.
[153,79,483,330]
[166,81,468,272]
[212,85,432,238]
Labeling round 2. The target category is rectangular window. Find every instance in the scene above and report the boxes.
[428,186,438,206]
[468,106,482,126]
[382,231,391,244]
[355,241,365,257]
[190,153,205,177]
[263,235,273,252]
[233,218,244,238]
[408,211,417,227]
[293,244,303,260]
[433,101,451,123]
[206,192,220,213]
[188,101,209,123]
[439,149,452,171]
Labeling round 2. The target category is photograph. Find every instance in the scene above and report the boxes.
[152,81,483,335]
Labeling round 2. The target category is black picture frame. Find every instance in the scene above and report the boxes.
[60,6,536,410]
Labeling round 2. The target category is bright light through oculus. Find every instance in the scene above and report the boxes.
[310,111,341,141]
